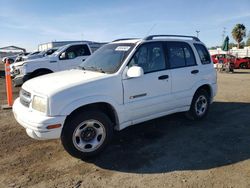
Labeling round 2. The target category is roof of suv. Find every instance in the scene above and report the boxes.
[112,35,201,44]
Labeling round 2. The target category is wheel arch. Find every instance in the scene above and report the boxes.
[194,84,212,99]
[30,68,53,77]
[64,102,119,130]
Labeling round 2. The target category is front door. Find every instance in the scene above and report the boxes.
[58,44,91,71]
[122,42,172,123]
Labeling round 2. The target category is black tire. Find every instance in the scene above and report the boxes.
[61,110,113,159]
[240,63,247,69]
[185,89,210,120]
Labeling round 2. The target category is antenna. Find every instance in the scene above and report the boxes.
[145,24,156,36]
[195,30,200,38]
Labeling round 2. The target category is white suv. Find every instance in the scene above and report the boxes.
[13,35,217,159]
[11,43,93,86]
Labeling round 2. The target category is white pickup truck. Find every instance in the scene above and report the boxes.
[13,35,217,159]
[11,43,93,86]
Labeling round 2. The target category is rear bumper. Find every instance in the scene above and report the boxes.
[13,98,66,140]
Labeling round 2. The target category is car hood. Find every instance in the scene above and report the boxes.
[22,69,107,96]
[12,57,50,67]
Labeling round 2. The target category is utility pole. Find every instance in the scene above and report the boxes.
[196,30,200,38]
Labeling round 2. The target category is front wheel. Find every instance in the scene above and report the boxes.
[61,110,113,159]
[186,89,210,120]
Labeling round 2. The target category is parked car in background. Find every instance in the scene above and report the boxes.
[2,54,19,64]
[16,48,58,62]
[211,54,250,69]
[14,52,30,62]
[13,35,217,159]
[11,43,94,86]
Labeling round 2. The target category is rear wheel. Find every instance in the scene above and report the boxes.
[186,89,210,120]
[240,63,247,69]
[61,110,113,159]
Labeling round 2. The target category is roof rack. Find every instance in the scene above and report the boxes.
[112,38,140,42]
[144,35,200,42]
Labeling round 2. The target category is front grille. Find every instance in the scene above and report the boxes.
[20,89,31,107]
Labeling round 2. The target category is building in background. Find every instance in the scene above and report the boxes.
[0,46,26,59]
[209,46,250,58]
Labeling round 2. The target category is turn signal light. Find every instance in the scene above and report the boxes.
[47,124,61,129]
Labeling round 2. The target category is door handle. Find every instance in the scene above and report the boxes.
[191,70,199,74]
[158,75,169,80]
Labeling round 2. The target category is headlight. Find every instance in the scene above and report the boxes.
[32,95,47,113]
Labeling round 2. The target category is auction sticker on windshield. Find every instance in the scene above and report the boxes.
[115,46,131,51]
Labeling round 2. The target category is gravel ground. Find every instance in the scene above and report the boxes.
[0,64,250,188]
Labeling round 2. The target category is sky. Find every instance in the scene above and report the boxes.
[0,0,250,51]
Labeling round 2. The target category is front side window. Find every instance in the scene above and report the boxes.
[194,44,211,64]
[167,42,196,69]
[66,45,91,59]
[128,42,166,73]
[80,43,135,73]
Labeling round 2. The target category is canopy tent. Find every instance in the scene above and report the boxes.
[0,46,26,52]
[222,36,229,52]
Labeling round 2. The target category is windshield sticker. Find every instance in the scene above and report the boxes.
[115,46,131,51]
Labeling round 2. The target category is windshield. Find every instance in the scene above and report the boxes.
[79,43,135,73]
[53,46,66,56]
[44,49,57,56]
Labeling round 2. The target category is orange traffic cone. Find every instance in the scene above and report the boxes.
[1,58,13,109]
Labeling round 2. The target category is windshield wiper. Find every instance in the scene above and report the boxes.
[86,66,105,73]
[77,66,85,70]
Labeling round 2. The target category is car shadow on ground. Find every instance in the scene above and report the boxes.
[233,70,250,74]
[85,101,250,173]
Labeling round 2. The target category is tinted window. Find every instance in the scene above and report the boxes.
[194,44,211,64]
[168,44,185,68]
[167,42,196,69]
[65,45,91,59]
[128,42,166,73]
[183,46,196,66]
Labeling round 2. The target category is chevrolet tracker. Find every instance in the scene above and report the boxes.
[13,35,217,159]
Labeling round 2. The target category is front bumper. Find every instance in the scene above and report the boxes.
[12,73,31,86]
[13,98,66,140]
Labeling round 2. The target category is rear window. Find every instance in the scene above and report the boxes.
[194,44,211,64]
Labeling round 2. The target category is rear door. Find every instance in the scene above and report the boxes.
[58,44,91,70]
[166,41,199,107]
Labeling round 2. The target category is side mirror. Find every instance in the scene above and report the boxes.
[59,52,66,60]
[127,66,144,78]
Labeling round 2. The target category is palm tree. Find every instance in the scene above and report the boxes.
[231,24,246,49]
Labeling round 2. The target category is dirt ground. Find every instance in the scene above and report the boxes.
[0,64,250,188]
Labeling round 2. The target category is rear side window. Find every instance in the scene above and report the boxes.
[194,44,211,64]
[167,42,196,69]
